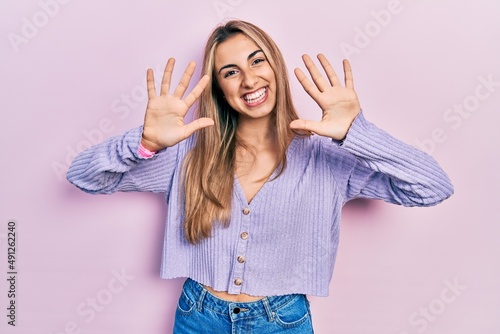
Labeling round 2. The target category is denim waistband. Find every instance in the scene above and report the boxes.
[182,278,305,322]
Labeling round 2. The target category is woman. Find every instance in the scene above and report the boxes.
[67,20,453,333]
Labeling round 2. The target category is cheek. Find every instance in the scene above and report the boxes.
[218,84,241,109]
[217,81,237,99]
[265,69,277,90]
[264,62,275,76]
[267,72,277,94]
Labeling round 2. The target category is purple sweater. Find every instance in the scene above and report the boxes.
[67,112,453,297]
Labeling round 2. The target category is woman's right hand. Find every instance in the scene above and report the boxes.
[141,58,214,151]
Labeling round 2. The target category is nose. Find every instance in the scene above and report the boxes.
[241,71,258,89]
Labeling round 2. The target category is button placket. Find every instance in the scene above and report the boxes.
[228,206,251,294]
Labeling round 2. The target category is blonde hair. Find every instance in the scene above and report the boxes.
[183,20,302,244]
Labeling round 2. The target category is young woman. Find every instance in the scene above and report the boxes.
[67,20,453,333]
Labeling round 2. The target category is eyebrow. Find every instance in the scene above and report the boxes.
[217,50,264,74]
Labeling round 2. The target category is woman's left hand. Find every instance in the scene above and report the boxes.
[290,54,361,141]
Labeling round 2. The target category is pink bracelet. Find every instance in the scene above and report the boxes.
[138,143,157,158]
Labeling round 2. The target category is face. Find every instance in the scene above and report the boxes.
[214,33,277,122]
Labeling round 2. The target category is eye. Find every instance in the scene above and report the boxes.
[252,58,266,66]
[223,69,238,78]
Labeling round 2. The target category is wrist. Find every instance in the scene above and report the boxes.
[140,136,161,153]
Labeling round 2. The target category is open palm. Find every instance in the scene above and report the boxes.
[290,54,361,140]
[141,58,213,151]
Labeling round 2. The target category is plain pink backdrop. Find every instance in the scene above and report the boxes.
[1,0,499,333]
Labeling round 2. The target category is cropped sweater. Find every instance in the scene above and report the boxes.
[66,111,454,297]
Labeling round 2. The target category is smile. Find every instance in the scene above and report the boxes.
[242,87,268,106]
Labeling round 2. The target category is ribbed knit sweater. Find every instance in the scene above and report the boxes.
[66,111,453,297]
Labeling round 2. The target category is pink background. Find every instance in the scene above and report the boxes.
[1,0,499,333]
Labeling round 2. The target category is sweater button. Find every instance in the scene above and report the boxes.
[242,208,250,215]
[234,278,243,286]
[240,232,249,240]
[237,256,245,263]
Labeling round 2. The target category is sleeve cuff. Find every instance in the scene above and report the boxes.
[138,142,157,158]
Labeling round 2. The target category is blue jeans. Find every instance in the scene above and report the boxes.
[173,278,314,334]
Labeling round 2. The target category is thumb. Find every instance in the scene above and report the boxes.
[183,117,215,139]
[290,119,323,134]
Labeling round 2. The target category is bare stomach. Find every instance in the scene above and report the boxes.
[203,285,264,302]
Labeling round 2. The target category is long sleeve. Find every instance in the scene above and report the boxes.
[330,111,454,206]
[66,126,181,198]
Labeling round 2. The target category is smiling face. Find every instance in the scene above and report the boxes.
[214,33,277,122]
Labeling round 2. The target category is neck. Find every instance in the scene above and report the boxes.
[236,116,275,148]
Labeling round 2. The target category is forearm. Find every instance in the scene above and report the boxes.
[66,126,177,194]
[340,112,454,206]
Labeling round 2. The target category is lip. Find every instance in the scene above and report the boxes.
[241,87,268,107]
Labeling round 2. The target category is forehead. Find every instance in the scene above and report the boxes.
[214,33,262,68]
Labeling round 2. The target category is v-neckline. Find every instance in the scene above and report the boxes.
[232,135,299,207]
[233,169,276,207]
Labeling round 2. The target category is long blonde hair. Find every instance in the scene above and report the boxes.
[183,20,302,244]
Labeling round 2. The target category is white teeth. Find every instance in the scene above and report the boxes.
[243,87,266,104]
